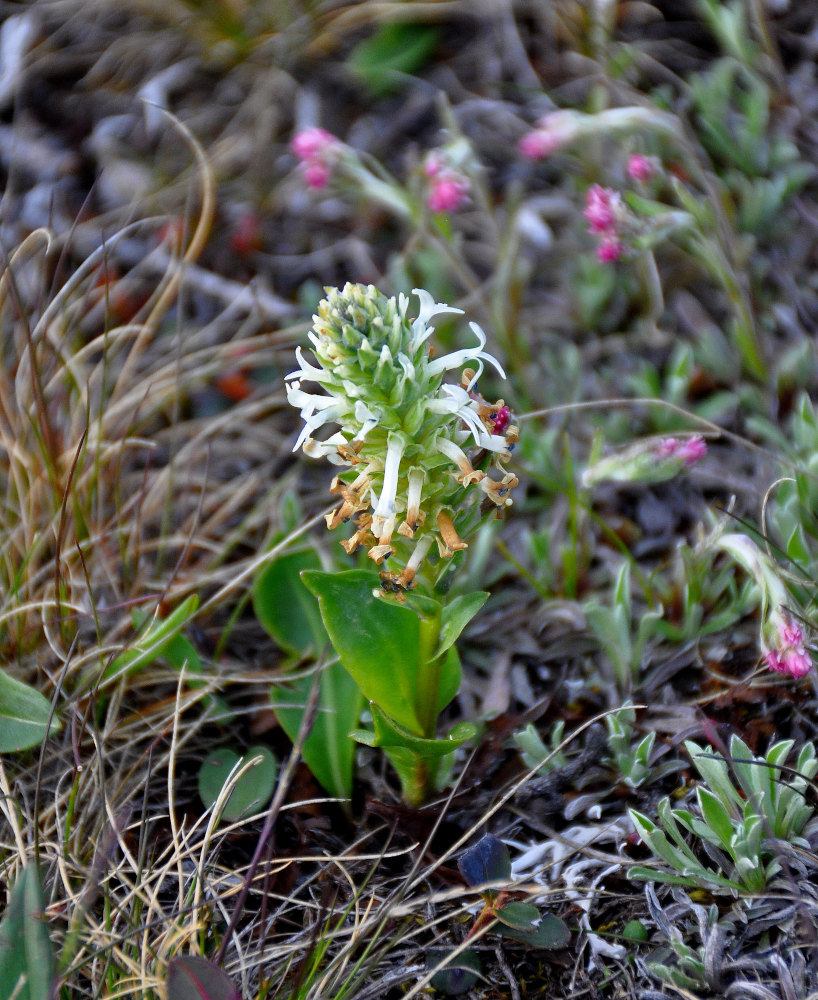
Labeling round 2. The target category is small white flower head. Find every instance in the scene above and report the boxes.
[287,283,518,592]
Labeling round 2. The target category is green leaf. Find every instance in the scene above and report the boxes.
[685,741,741,813]
[161,633,203,675]
[697,787,735,850]
[348,22,441,98]
[272,660,363,800]
[494,901,540,932]
[0,669,61,752]
[0,864,55,1000]
[166,955,241,1000]
[627,865,703,887]
[434,645,463,715]
[500,911,571,949]
[253,549,328,657]
[302,570,425,732]
[352,705,475,805]
[435,593,489,658]
[103,595,200,684]
[197,745,277,822]
[361,704,476,757]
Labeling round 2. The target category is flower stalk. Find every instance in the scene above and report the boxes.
[290,284,517,804]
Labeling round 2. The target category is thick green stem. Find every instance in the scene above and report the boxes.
[415,607,443,739]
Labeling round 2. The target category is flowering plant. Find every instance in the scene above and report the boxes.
[286,283,518,804]
[714,532,813,679]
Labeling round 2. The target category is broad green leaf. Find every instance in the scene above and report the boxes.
[435,593,489,658]
[272,660,363,799]
[494,901,540,932]
[0,864,55,1000]
[166,955,240,1000]
[103,595,200,684]
[302,570,424,732]
[458,834,511,889]
[0,669,61,752]
[253,550,327,657]
[197,745,277,822]
[434,645,462,715]
[499,911,571,949]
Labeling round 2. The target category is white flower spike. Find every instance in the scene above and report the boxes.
[286,283,519,594]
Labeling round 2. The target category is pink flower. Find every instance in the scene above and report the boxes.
[423,152,444,178]
[627,153,656,183]
[518,129,562,160]
[657,435,706,465]
[517,111,580,160]
[302,160,332,189]
[584,185,622,234]
[677,435,707,465]
[427,174,470,214]
[765,620,812,678]
[291,127,337,161]
[291,127,340,189]
[596,236,623,263]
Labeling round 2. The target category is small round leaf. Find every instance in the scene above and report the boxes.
[198,745,277,822]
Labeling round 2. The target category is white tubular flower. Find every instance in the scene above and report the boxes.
[400,467,426,536]
[373,432,406,525]
[286,283,519,592]
[409,288,464,351]
[426,321,507,381]
[436,436,485,485]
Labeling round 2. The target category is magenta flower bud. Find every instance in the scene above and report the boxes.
[657,435,707,465]
[291,128,341,190]
[596,236,623,263]
[582,434,706,487]
[765,620,812,678]
[518,130,561,160]
[584,185,622,234]
[302,159,332,189]
[627,153,656,183]
[427,175,470,213]
[676,435,707,465]
[291,127,337,161]
[517,111,582,160]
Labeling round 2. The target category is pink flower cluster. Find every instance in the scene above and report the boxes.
[765,620,812,678]
[291,127,340,189]
[424,153,470,214]
[584,184,624,263]
[656,435,707,466]
[517,111,579,160]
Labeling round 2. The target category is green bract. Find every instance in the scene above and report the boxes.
[286,283,518,592]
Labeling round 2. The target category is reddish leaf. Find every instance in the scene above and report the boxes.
[166,956,241,1000]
